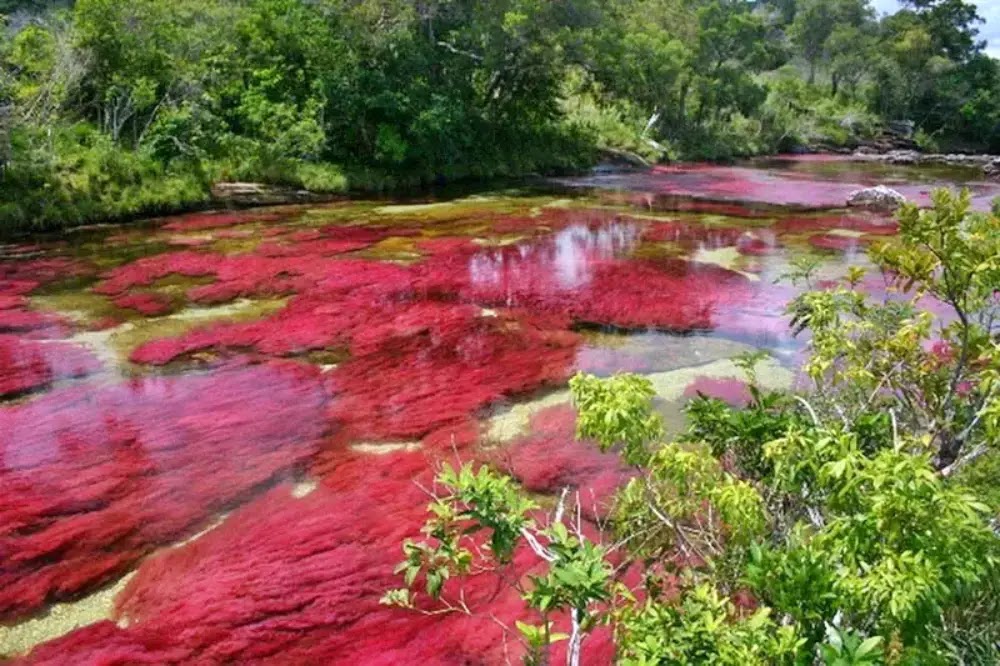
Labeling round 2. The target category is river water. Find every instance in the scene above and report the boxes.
[1,157,996,663]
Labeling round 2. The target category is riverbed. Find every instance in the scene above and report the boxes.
[1,157,993,663]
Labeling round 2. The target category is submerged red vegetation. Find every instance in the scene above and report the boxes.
[683,376,753,407]
[19,452,615,665]
[0,335,100,398]
[1,182,906,660]
[0,361,327,620]
[500,405,632,520]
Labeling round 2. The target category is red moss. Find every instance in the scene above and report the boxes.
[112,292,173,316]
[20,452,613,665]
[808,233,868,253]
[0,335,100,397]
[161,211,290,233]
[683,376,753,407]
[500,405,632,520]
[326,308,579,440]
[0,361,327,620]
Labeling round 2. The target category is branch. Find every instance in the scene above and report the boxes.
[437,40,483,62]
[793,395,820,426]
[940,444,990,478]
[520,528,556,563]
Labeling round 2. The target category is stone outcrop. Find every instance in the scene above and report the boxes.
[847,185,907,211]
[210,182,334,205]
[852,149,1000,177]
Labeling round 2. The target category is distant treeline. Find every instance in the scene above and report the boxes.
[2,0,998,231]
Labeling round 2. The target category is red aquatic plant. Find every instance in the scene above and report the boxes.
[0,309,64,335]
[0,361,327,620]
[0,335,100,398]
[808,233,868,253]
[736,234,779,256]
[112,292,173,316]
[774,213,897,236]
[326,308,580,440]
[161,211,292,233]
[94,251,220,296]
[683,376,753,407]
[255,225,391,258]
[19,451,614,665]
[641,220,746,249]
[499,405,632,520]
[460,252,755,332]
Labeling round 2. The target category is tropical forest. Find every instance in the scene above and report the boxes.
[1,1,999,665]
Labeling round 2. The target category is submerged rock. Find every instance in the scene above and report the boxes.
[847,185,907,211]
[985,157,1000,180]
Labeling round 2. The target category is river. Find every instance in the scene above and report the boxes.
[1,157,996,663]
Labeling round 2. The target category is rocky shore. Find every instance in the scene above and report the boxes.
[850,149,1000,179]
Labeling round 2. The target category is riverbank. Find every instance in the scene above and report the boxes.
[5,147,999,242]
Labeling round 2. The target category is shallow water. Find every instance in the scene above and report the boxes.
[0,158,987,663]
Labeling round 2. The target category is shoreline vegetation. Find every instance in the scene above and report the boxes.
[3,0,1000,234]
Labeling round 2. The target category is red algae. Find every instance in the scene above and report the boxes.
[111,292,173,317]
[0,361,327,620]
[19,452,614,666]
[499,405,631,520]
[808,233,868,253]
[326,308,580,440]
[0,335,100,398]
[161,211,291,233]
[683,376,753,407]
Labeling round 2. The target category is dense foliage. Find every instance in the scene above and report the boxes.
[386,190,1000,664]
[2,0,1000,231]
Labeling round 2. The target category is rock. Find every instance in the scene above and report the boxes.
[847,185,907,211]
[985,158,1000,180]
[887,120,916,139]
[210,182,334,206]
[594,148,651,171]
[886,150,920,165]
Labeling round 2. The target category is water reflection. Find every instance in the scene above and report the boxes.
[468,219,643,294]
